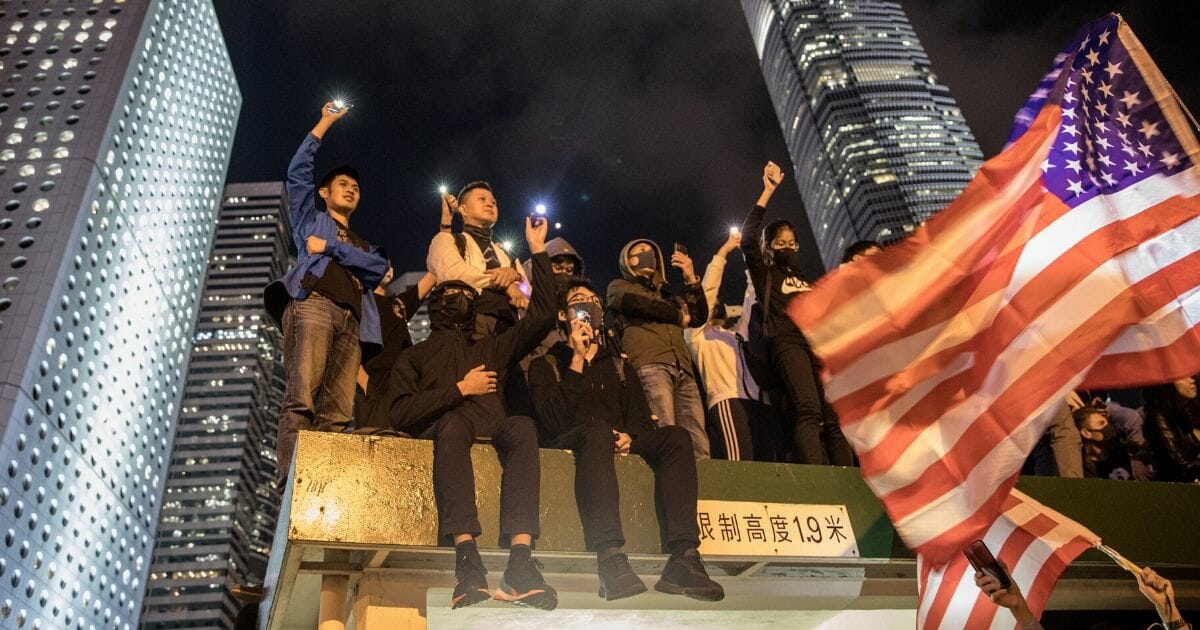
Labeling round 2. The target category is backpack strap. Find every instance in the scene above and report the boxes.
[545,353,561,383]
[453,232,468,260]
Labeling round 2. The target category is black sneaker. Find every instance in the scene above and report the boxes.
[597,552,647,601]
[654,548,725,602]
[495,556,558,611]
[451,551,491,609]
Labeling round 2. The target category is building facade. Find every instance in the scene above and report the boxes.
[141,183,289,628]
[0,1,239,627]
[741,0,983,269]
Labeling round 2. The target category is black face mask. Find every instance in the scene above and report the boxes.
[429,286,477,332]
[553,273,574,296]
[772,247,797,267]
[1085,423,1119,445]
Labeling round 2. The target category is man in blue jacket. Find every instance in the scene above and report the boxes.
[265,102,392,490]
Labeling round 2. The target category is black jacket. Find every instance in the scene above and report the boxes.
[740,204,813,338]
[388,252,556,435]
[606,239,707,374]
[1145,410,1200,482]
[528,342,657,444]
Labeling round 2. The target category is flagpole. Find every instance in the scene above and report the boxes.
[1096,543,1142,574]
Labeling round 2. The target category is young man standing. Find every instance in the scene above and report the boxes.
[389,217,559,611]
[529,281,725,602]
[427,181,528,340]
[607,239,709,458]
[265,102,391,489]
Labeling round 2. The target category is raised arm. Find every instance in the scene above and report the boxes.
[740,161,784,269]
[701,231,742,314]
[285,102,349,244]
[482,217,556,367]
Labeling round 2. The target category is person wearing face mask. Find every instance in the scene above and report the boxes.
[387,217,561,612]
[520,236,586,372]
[1071,404,1148,480]
[740,161,852,467]
[607,238,710,458]
[528,281,724,603]
[1143,376,1200,483]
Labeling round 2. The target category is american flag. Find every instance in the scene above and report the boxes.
[916,489,1099,630]
[789,10,1200,571]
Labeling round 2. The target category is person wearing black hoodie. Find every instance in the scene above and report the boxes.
[607,239,709,458]
[387,217,558,612]
[741,161,852,466]
[529,280,724,603]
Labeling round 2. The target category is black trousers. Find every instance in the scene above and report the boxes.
[706,398,768,461]
[423,411,541,547]
[768,332,854,466]
[552,422,699,553]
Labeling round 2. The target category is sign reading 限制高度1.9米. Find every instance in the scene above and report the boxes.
[695,501,859,557]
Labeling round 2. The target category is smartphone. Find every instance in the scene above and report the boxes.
[573,307,592,326]
[673,242,688,256]
[963,540,1012,589]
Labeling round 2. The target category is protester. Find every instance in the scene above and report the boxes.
[1072,404,1151,480]
[264,102,391,490]
[684,230,768,460]
[977,561,1192,629]
[427,181,528,340]
[741,161,851,466]
[1143,377,1200,483]
[528,280,725,602]
[607,238,710,458]
[388,216,558,611]
[840,239,883,264]
[354,268,437,431]
[521,236,586,370]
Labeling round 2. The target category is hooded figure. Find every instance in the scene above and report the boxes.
[606,238,710,458]
[520,236,587,373]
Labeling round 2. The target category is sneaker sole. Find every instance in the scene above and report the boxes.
[451,588,492,609]
[653,579,725,602]
[598,579,648,601]
[495,581,558,611]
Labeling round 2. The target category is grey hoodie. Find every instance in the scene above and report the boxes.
[606,239,708,374]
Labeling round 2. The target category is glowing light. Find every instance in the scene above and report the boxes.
[332,99,346,110]
[500,240,514,252]
[534,203,547,215]
[437,184,448,195]
[554,222,562,229]
[729,226,741,235]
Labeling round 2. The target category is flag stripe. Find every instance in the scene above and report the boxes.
[895,249,1200,556]
[855,196,1200,482]
[917,490,1100,630]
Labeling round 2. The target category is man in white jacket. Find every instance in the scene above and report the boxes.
[683,231,771,460]
[427,181,528,340]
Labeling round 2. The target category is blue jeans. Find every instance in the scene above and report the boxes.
[276,293,361,489]
[636,363,709,459]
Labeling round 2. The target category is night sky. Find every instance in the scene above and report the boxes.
[211,1,1200,305]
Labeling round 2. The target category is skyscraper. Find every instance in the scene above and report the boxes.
[141,183,289,628]
[742,0,983,269]
[0,1,239,627]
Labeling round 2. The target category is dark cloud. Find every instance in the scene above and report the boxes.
[214,1,1200,301]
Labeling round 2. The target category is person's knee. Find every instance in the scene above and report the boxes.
[499,415,539,448]
[435,415,474,446]
[660,425,693,452]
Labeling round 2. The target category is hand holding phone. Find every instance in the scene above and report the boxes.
[964,540,1012,590]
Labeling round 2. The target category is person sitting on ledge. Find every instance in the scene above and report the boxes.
[388,216,558,611]
[527,280,725,603]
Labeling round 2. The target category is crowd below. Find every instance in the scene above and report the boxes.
[259,103,1200,614]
